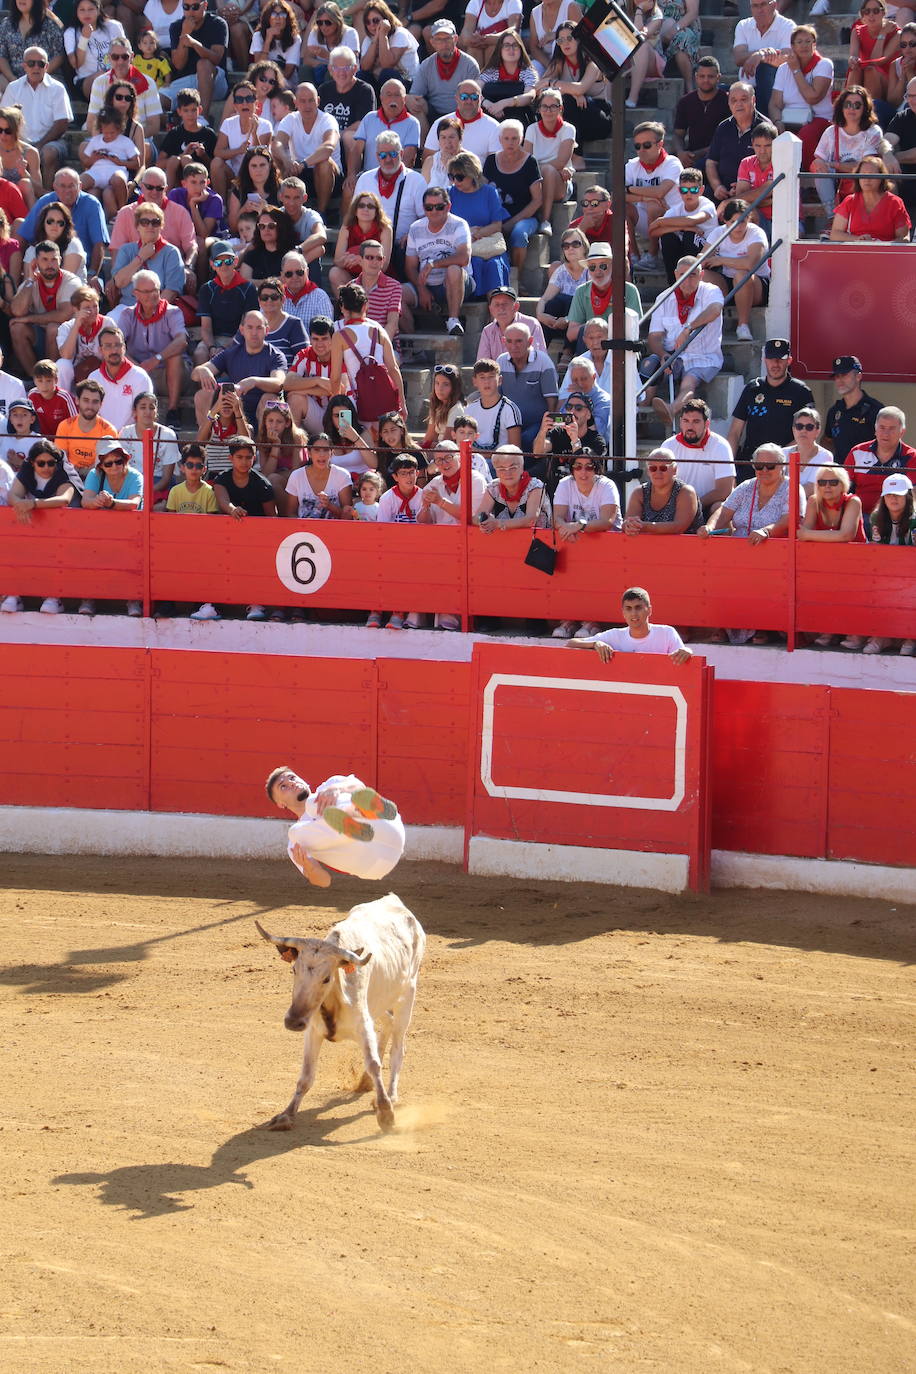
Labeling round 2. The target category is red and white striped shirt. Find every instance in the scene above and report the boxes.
[357,271,402,329]
[290,346,355,402]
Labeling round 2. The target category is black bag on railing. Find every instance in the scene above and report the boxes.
[523,483,557,576]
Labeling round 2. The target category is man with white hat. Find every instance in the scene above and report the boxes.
[566,243,642,346]
[406,20,480,129]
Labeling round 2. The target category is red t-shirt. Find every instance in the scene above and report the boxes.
[813,491,867,542]
[0,176,26,225]
[834,191,911,241]
[28,386,77,436]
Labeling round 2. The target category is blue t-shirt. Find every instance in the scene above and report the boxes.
[355,111,421,170]
[112,241,186,307]
[210,339,288,421]
[84,463,144,507]
[234,313,307,368]
[20,190,109,252]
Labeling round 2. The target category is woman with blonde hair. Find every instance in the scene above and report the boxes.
[329,189,392,294]
[304,2,358,82]
[255,398,307,502]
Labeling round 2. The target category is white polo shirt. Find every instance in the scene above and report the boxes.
[647,279,724,374]
[88,359,155,431]
[5,74,72,144]
[423,112,502,162]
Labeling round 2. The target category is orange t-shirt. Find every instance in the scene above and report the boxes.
[55,416,119,475]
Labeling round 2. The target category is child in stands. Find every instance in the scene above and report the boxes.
[29,360,77,437]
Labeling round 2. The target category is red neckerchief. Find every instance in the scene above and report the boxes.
[564,60,580,79]
[100,359,133,383]
[573,205,613,243]
[499,471,531,504]
[801,50,824,75]
[436,51,460,81]
[498,63,519,82]
[537,118,561,138]
[459,111,483,127]
[379,106,409,126]
[79,316,104,343]
[377,166,401,198]
[395,484,417,516]
[143,236,169,257]
[285,280,318,303]
[211,414,238,440]
[590,280,612,316]
[214,270,246,291]
[639,147,667,174]
[674,286,695,325]
[679,425,710,448]
[442,470,461,494]
[135,297,169,326]
[108,64,150,96]
[37,270,64,312]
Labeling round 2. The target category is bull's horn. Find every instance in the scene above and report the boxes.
[255,921,306,948]
[255,920,279,943]
[337,946,372,967]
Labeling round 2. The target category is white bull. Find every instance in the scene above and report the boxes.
[255,893,425,1133]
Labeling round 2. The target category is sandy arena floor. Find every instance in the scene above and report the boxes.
[1,855,913,1373]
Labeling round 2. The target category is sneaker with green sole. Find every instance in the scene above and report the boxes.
[322,807,374,842]
[351,788,398,822]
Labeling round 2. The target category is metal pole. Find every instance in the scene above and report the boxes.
[610,74,626,472]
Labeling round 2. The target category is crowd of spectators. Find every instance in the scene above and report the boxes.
[0,0,911,649]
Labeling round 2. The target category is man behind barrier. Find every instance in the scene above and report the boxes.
[567,587,694,665]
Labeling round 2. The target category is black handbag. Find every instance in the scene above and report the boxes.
[523,484,557,576]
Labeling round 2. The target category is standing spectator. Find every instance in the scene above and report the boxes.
[118,270,188,427]
[733,0,795,114]
[702,198,770,342]
[353,78,421,172]
[321,46,376,215]
[769,26,834,134]
[811,87,886,221]
[660,397,735,515]
[9,239,80,375]
[352,131,427,261]
[55,377,117,484]
[496,321,558,454]
[273,82,341,215]
[824,355,883,461]
[109,202,186,312]
[650,166,718,285]
[483,121,543,285]
[20,168,108,278]
[250,275,308,368]
[464,357,521,451]
[626,122,682,272]
[829,155,911,241]
[639,256,724,428]
[191,308,287,427]
[885,76,916,227]
[726,338,814,479]
[108,167,195,266]
[624,450,702,537]
[214,435,278,526]
[845,405,916,514]
[87,325,152,431]
[406,19,480,128]
[163,0,229,116]
[671,55,730,173]
[783,406,834,495]
[0,2,64,95]
[403,184,472,337]
[157,89,219,188]
[329,281,406,426]
[477,285,546,363]
[277,249,334,328]
[706,82,767,207]
[4,44,71,182]
[353,240,402,338]
[28,358,75,435]
[194,242,259,367]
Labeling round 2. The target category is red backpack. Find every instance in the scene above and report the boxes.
[343,324,400,422]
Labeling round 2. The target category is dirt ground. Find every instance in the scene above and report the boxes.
[1,856,913,1374]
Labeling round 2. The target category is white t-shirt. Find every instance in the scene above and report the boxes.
[145,0,183,47]
[286,463,352,518]
[377,485,423,522]
[278,109,341,171]
[221,114,274,173]
[0,432,35,471]
[82,133,138,170]
[648,279,724,373]
[0,454,14,504]
[64,19,127,79]
[287,774,405,881]
[782,442,834,488]
[625,151,683,210]
[250,32,302,68]
[524,119,577,168]
[530,0,579,51]
[467,0,523,32]
[705,220,770,281]
[463,395,522,449]
[119,422,180,482]
[422,469,488,523]
[553,473,621,524]
[0,371,28,411]
[88,361,155,431]
[405,211,472,286]
[771,56,834,124]
[596,623,686,655]
[359,26,419,78]
[734,13,796,60]
[813,124,885,166]
[657,193,718,237]
[423,112,502,160]
[659,431,735,503]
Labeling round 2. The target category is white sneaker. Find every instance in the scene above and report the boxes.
[246,605,267,621]
[736,323,753,341]
[900,639,915,657]
[39,597,62,614]
[634,253,661,273]
[405,612,424,629]
[446,318,464,336]
[78,599,95,615]
[190,602,220,621]
[538,219,552,236]
[575,621,603,638]
[1,594,22,613]
[813,633,835,648]
[436,613,460,632]
[840,634,865,651]
[862,636,886,655]
[126,600,142,617]
[552,619,579,639]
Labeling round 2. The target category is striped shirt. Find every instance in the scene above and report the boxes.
[357,271,402,328]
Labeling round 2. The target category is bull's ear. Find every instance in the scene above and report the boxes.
[278,946,298,964]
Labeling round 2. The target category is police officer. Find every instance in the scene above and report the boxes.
[823,355,884,467]
[726,338,813,481]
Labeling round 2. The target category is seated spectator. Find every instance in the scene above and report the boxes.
[477,285,546,363]
[0,105,41,213]
[546,442,622,637]
[4,45,72,182]
[727,339,814,478]
[535,23,611,154]
[640,255,724,428]
[274,249,333,329]
[811,87,887,220]
[374,408,426,482]
[20,168,108,279]
[321,46,376,215]
[0,3,64,95]
[255,399,307,500]
[532,392,608,476]
[671,54,730,174]
[193,309,287,428]
[497,321,558,453]
[282,315,343,433]
[422,113,463,190]
[460,0,522,72]
[88,77,149,171]
[85,37,161,130]
[162,1,230,117]
[625,121,684,275]
[733,0,795,114]
[556,358,610,439]
[195,385,252,478]
[479,31,538,122]
[527,0,583,73]
[703,199,769,342]
[783,406,835,495]
[169,162,226,266]
[212,84,275,207]
[404,185,472,336]
[464,357,521,451]
[566,585,693,664]
[853,472,916,656]
[23,201,87,283]
[330,190,392,295]
[522,89,576,237]
[351,468,383,520]
[733,124,776,235]
[303,3,359,85]
[28,358,75,436]
[655,0,701,93]
[358,3,420,88]
[535,227,589,351]
[566,243,641,348]
[483,121,542,285]
[697,442,805,645]
[212,433,278,544]
[447,151,510,297]
[373,451,424,631]
[158,89,219,189]
[451,412,492,475]
[79,110,141,219]
[799,463,866,544]
[283,430,352,517]
[323,392,378,476]
[706,81,767,208]
[109,168,195,268]
[421,79,500,168]
[829,155,911,241]
[418,439,487,540]
[887,24,916,108]
[109,203,186,313]
[226,144,282,234]
[273,82,341,216]
[55,377,117,486]
[119,390,180,508]
[626,0,667,110]
[845,404,916,514]
[351,238,403,338]
[118,271,188,428]
[247,274,307,367]
[9,239,80,376]
[251,2,303,82]
[624,449,702,536]
[568,184,622,247]
[354,78,421,172]
[195,243,258,368]
[353,131,426,264]
[421,362,464,447]
[886,75,916,228]
[768,26,833,134]
[133,29,171,93]
[1,440,75,616]
[276,177,327,282]
[88,325,152,430]
[848,0,900,107]
[240,205,301,283]
[477,443,547,531]
[405,20,481,129]
[650,166,718,286]
[0,396,41,471]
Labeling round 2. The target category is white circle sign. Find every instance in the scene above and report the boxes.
[275,531,333,596]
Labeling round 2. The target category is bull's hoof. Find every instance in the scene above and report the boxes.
[265,1113,294,1132]
[376,1102,396,1133]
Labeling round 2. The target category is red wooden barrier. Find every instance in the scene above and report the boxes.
[826,688,916,866]
[0,510,144,601]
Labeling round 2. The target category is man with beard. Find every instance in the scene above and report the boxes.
[87,326,152,431]
[55,378,118,485]
[671,55,731,174]
[659,396,735,516]
[9,241,81,376]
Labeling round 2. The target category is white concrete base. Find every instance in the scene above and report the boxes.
[711,850,916,905]
[468,835,690,893]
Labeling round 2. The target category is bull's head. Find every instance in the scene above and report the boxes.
[255,921,372,1032]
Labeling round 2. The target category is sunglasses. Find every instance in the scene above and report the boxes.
[101,456,127,468]
[457,93,480,101]
[316,18,336,24]
[647,463,671,472]
[680,183,702,191]
[25,59,47,67]
[258,221,277,230]
[355,200,376,208]
[44,216,65,225]
[844,100,864,108]
[817,477,841,486]
[110,52,130,59]
[572,462,594,470]
[183,2,203,9]
[793,421,817,430]
[213,256,234,265]
[378,150,399,160]
[259,291,281,301]
[588,263,610,272]
[425,202,448,211]
[899,38,916,46]
[434,365,457,375]
[582,199,603,208]
[33,458,57,468]
[137,217,160,227]
[235,93,255,103]
[0,126,13,135]
[141,182,165,190]
[635,140,657,150]
[448,172,468,182]
[282,268,305,277]
[112,93,132,100]
[561,239,580,247]
[752,461,781,471]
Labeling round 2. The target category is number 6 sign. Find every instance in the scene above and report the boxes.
[275,531,333,596]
